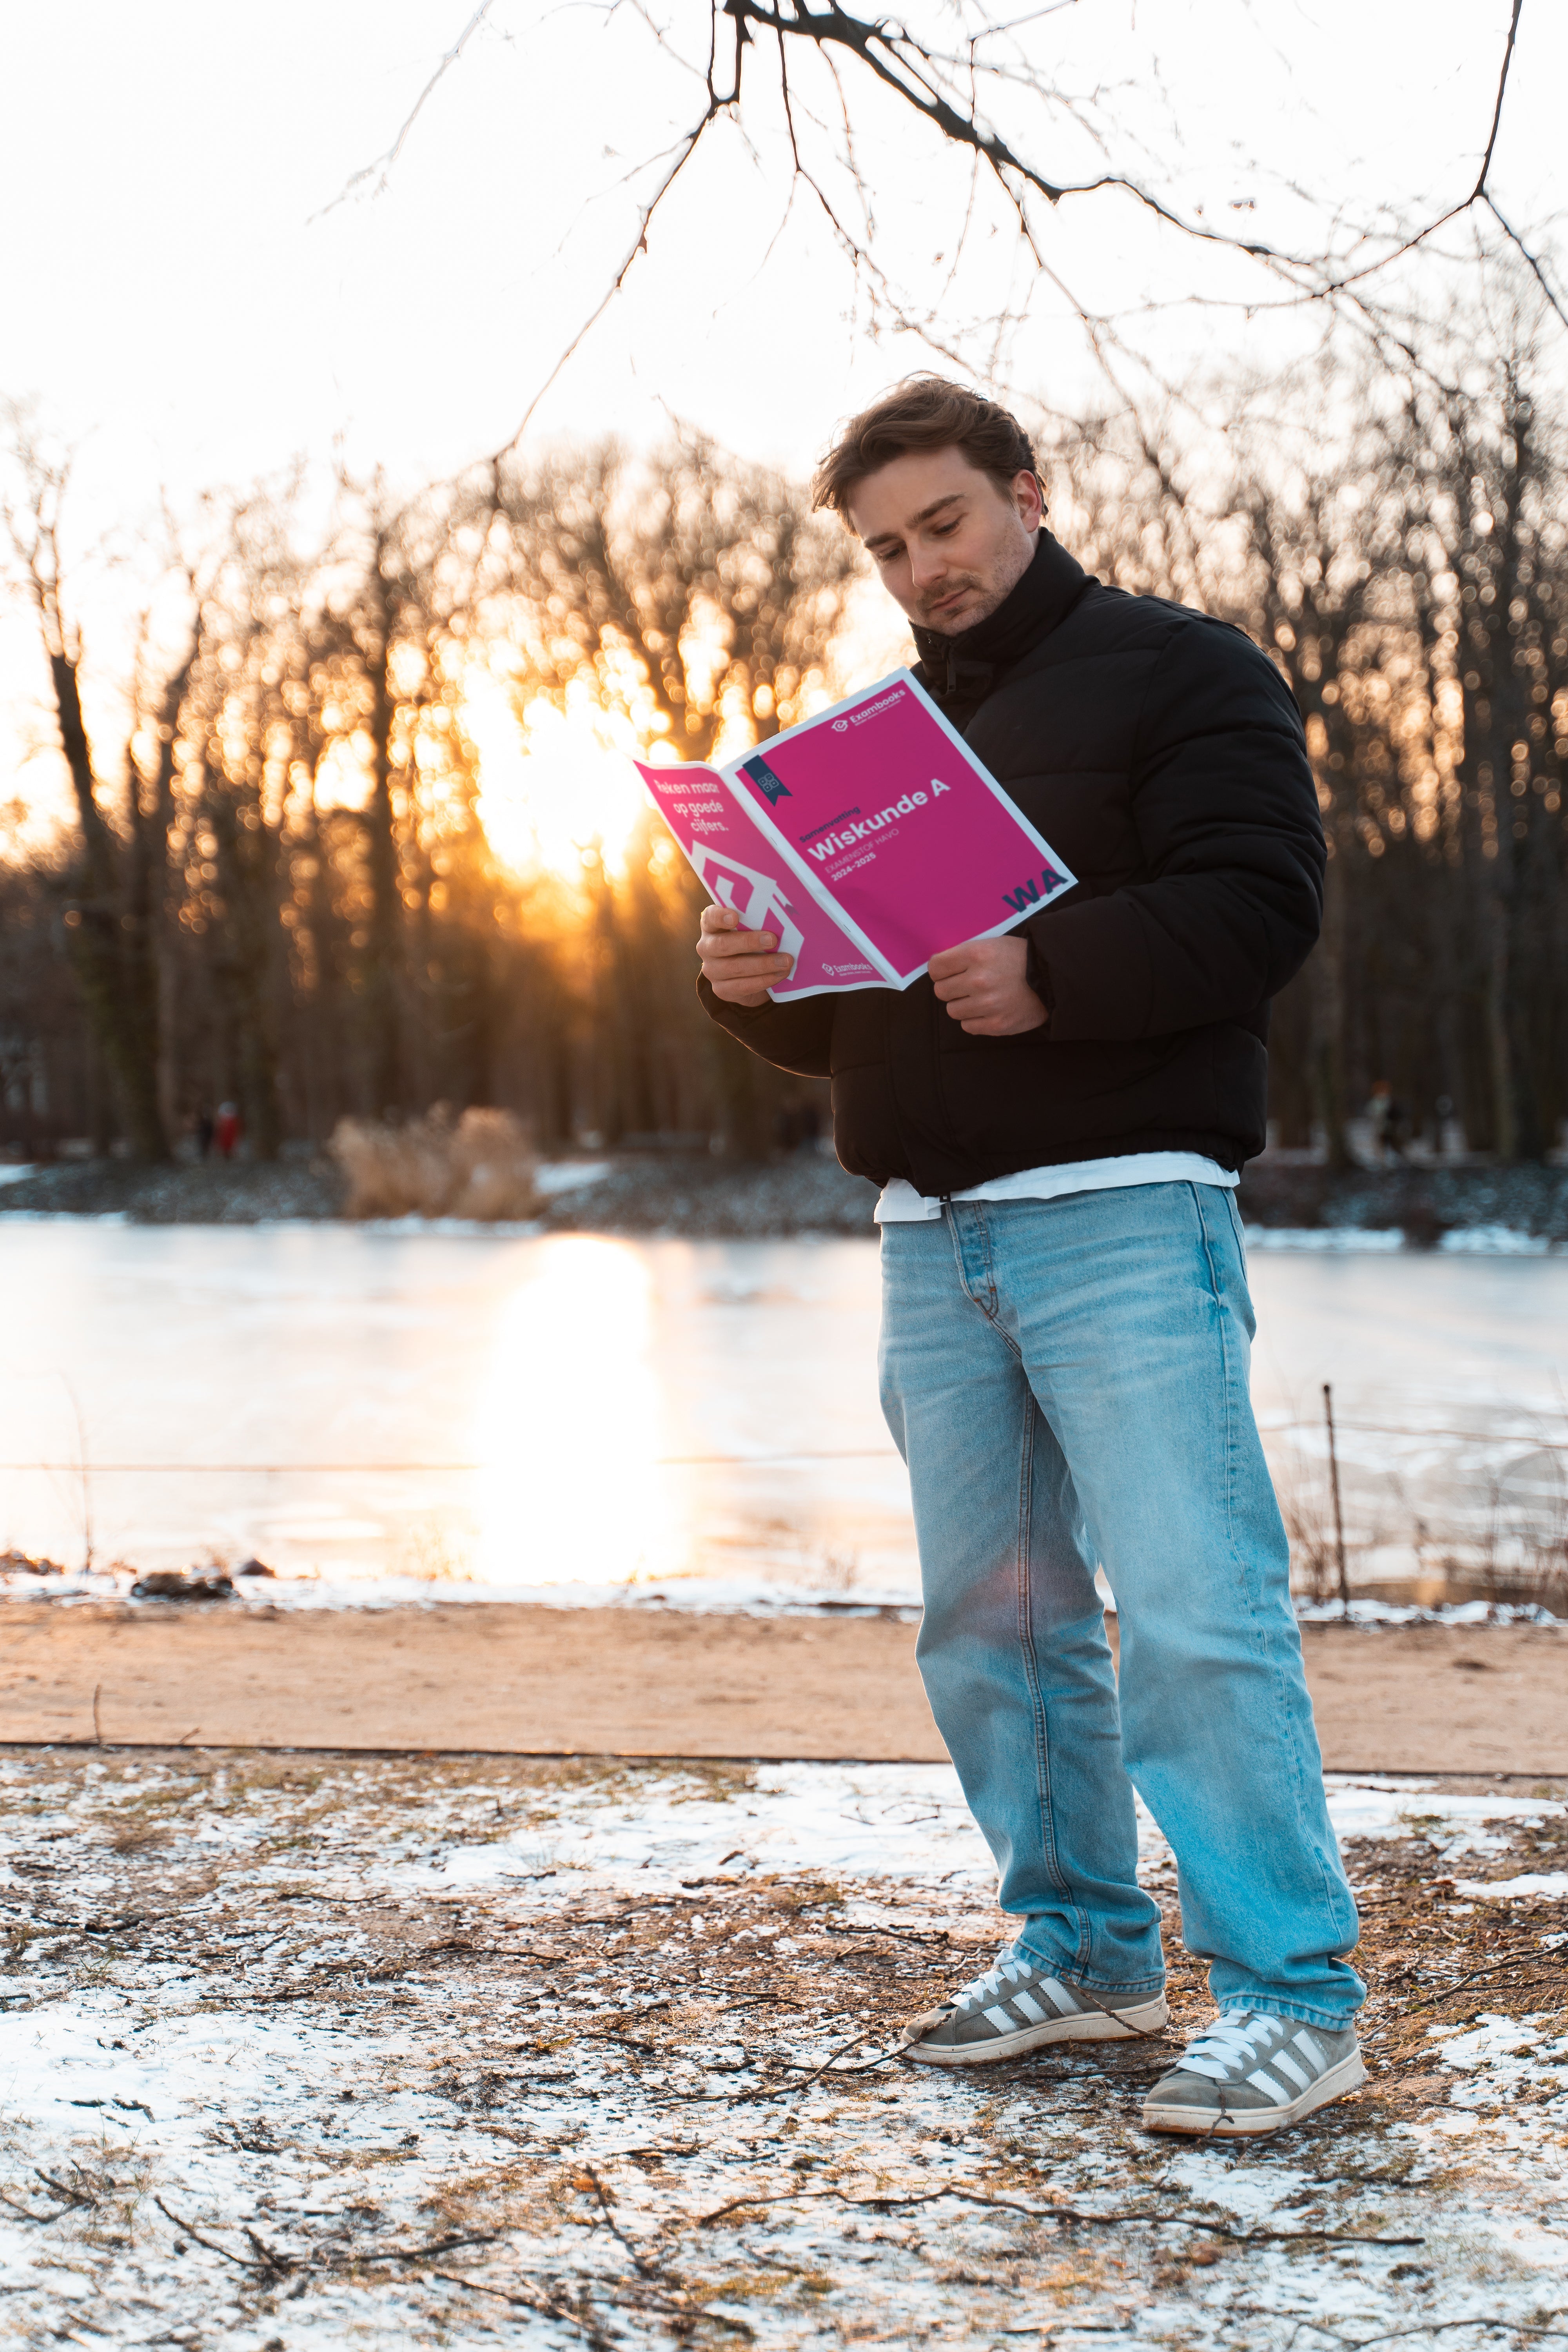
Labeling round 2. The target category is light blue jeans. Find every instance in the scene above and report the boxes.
[879,1183,1363,2028]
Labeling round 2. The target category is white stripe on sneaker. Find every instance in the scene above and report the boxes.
[1247,2069,1291,2102]
[1011,1991,1048,2024]
[983,2006,1015,2033]
[1293,2028,1326,2069]
[1270,2050,1312,2092]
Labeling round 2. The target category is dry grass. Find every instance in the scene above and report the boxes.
[1,1751,1565,2348]
[329,1104,539,1221]
[1272,1432,1568,1612]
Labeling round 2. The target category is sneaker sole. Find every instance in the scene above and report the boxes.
[1141,2048,1368,2136]
[907,1993,1169,2069]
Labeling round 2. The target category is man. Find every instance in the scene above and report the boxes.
[696,376,1364,2137]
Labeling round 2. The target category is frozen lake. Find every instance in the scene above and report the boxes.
[4,1223,1566,1604]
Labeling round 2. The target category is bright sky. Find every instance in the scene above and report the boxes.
[2,0,1563,847]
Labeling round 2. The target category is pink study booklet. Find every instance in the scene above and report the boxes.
[635,668,1076,1000]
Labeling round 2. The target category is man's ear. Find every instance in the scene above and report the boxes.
[1014,469,1045,529]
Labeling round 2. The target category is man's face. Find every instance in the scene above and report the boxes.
[845,447,1043,636]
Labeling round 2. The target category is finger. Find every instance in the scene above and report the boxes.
[700,904,740,933]
[702,953,793,982]
[701,926,779,958]
[700,943,789,968]
[927,946,973,981]
[713,962,792,999]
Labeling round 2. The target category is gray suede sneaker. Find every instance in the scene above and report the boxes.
[906,1944,1168,2068]
[1142,2012,1366,2135]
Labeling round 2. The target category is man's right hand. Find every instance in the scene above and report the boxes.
[697,903,794,1005]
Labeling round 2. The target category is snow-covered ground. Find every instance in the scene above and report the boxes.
[1,1755,1564,2348]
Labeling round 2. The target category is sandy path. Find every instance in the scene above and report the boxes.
[2,1602,1564,1768]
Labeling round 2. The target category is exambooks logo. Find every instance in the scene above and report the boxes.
[805,781,950,860]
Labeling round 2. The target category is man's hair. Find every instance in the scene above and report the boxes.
[812,376,1041,518]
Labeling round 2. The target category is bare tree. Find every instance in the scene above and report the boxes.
[491,436,860,760]
[1045,315,1568,1168]
[490,435,858,1150]
[328,0,1558,445]
[8,364,1563,1173]
[1,418,194,1160]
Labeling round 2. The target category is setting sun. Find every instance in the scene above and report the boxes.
[462,670,663,879]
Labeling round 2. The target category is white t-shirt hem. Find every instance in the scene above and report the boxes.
[875,1151,1240,1224]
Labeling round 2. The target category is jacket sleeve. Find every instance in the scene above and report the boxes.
[697,975,837,1078]
[1025,620,1325,1041]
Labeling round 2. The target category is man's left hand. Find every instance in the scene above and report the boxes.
[928,936,1048,1036]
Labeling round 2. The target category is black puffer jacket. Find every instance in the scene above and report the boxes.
[700,530,1324,1193]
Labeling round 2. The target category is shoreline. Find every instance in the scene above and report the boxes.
[4,1147,1568,1245]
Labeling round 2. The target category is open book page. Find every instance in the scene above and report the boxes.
[634,761,885,1000]
[721,670,1075,987]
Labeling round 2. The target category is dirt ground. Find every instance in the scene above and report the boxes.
[2,1603,1565,1771]
[0,1748,1564,2348]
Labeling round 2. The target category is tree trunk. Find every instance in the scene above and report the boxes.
[204,764,285,1161]
[361,571,403,1117]
[49,649,170,1159]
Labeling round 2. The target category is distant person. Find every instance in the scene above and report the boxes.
[697,378,1364,2136]
[1367,1080,1407,1163]
[213,1102,242,1160]
[194,1106,216,1161]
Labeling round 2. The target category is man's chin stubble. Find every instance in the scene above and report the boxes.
[918,583,995,635]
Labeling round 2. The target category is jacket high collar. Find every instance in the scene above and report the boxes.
[911,528,1091,725]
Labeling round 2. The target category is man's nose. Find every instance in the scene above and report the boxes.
[908,542,949,589]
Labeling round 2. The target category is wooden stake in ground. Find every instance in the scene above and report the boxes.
[1323,1381,1352,1619]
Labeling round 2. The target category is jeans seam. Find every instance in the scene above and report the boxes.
[1192,1183,1360,1978]
[1223,1186,1249,1273]
[1013,1396,1084,1965]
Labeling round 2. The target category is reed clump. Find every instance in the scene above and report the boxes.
[329,1106,539,1221]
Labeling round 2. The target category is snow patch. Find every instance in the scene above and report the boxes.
[1452,1870,1568,1900]
[1243,1224,1406,1251]
[1438,1224,1554,1254]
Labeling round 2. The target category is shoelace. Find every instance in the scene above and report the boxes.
[1176,2012,1290,2084]
[953,1948,1032,2011]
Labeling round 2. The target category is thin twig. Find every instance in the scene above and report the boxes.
[582,2166,656,2278]
[428,2270,597,2336]
[153,2196,252,2269]
[1393,1960,1567,2016]
[696,2180,1423,2247]
[310,2,499,220]
[744,2020,880,2099]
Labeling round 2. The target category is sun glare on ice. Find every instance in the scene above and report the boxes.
[473,1236,686,1590]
